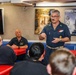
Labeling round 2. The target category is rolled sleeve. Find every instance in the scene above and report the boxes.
[40,26,46,34]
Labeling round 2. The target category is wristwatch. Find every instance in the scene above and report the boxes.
[60,38,62,42]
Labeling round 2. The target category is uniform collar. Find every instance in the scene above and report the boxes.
[59,22,63,27]
[48,22,62,27]
[48,23,51,26]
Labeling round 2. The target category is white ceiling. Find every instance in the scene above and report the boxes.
[0,0,76,6]
[1,0,76,3]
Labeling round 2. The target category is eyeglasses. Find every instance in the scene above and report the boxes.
[51,16,59,18]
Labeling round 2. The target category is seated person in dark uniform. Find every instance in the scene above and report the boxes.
[0,46,16,65]
[7,29,28,60]
[47,48,76,75]
[10,42,49,75]
[7,29,28,49]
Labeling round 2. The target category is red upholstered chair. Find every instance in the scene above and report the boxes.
[70,50,76,56]
[0,65,13,75]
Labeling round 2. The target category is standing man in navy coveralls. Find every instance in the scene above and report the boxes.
[39,9,71,65]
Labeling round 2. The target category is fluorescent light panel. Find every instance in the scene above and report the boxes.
[36,1,76,6]
[36,1,62,6]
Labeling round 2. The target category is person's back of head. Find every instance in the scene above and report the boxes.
[0,46,16,65]
[29,42,44,61]
[10,43,49,75]
[47,48,76,75]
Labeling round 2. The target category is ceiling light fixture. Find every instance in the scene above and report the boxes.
[36,1,62,6]
[36,1,76,7]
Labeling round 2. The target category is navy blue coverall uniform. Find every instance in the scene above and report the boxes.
[8,37,28,60]
[41,22,71,65]
[8,37,28,47]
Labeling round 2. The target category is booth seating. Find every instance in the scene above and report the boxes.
[70,50,76,56]
[0,65,13,75]
[28,41,46,49]
[64,44,76,50]
[3,40,76,56]
[2,40,46,50]
[3,40,76,50]
[64,43,76,56]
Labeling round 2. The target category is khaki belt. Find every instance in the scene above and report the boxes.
[46,45,63,50]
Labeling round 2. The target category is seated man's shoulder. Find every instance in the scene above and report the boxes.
[11,60,49,75]
[11,37,17,40]
[22,37,27,40]
[14,60,45,68]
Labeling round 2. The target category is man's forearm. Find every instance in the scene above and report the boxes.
[20,45,28,49]
[60,37,70,42]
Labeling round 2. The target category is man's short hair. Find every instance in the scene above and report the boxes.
[49,9,60,16]
[29,42,44,60]
[49,48,76,75]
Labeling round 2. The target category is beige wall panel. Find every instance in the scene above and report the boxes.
[0,4,76,41]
